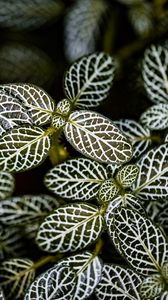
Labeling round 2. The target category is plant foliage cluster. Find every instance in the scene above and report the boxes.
[0,0,167,300]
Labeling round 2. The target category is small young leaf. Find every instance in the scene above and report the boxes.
[114,208,168,276]
[142,44,168,104]
[0,91,32,136]
[64,52,115,108]
[140,103,168,130]
[0,258,35,300]
[64,0,108,62]
[0,126,51,172]
[44,158,108,201]
[0,0,64,30]
[115,119,151,158]
[24,265,77,300]
[36,203,104,253]
[133,143,168,201]
[95,264,142,300]
[115,164,139,188]
[97,179,120,204]
[0,194,60,225]
[0,171,14,200]
[56,251,103,300]
[0,84,55,126]
[140,275,164,299]
[65,111,132,165]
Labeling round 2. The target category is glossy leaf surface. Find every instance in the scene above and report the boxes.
[95,264,142,300]
[115,119,151,159]
[114,208,168,276]
[64,52,115,108]
[0,171,14,200]
[64,0,107,62]
[0,194,60,225]
[36,203,104,253]
[65,111,132,165]
[0,258,35,300]
[24,265,77,300]
[44,158,108,201]
[133,143,168,200]
[56,251,103,300]
[140,103,168,130]
[143,44,168,104]
[0,84,55,126]
[0,0,64,30]
[0,126,51,172]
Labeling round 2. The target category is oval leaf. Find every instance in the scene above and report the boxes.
[140,275,164,299]
[64,52,115,108]
[0,42,55,89]
[0,194,61,225]
[56,251,103,300]
[142,44,168,104]
[0,171,14,200]
[64,0,108,62]
[133,143,168,201]
[0,84,55,126]
[0,126,51,172]
[97,179,120,204]
[115,119,151,159]
[115,164,139,188]
[114,208,168,276]
[0,0,64,30]
[95,264,142,300]
[140,103,168,130]
[36,203,104,253]
[24,265,77,300]
[65,111,132,165]
[44,158,108,201]
[0,258,35,300]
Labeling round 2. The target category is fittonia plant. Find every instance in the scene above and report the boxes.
[0,46,167,300]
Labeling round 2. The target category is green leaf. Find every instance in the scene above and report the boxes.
[0,42,55,89]
[24,265,77,300]
[114,208,168,276]
[157,201,168,231]
[0,84,55,126]
[0,171,14,200]
[115,164,139,188]
[0,91,32,136]
[0,226,26,260]
[64,0,108,62]
[0,125,51,172]
[97,179,120,204]
[64,52,115,108]
[95,264,142,300]
[133,143,168,201]
[142,44,168,104]
[140,103,168,130]
[140,275,164,299]
[0,258,35,300]
[115,119,151,159]
[65,111,133,165]
[0,0,64,30]
[36,203,104,253]
[0,194,60,225]
[105,194,145,253]
[56,251,103,300]
[44,158,108,201]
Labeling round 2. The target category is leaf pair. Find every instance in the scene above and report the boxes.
[0,52,133,172]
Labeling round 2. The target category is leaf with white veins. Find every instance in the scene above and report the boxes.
[140,103,168,130]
